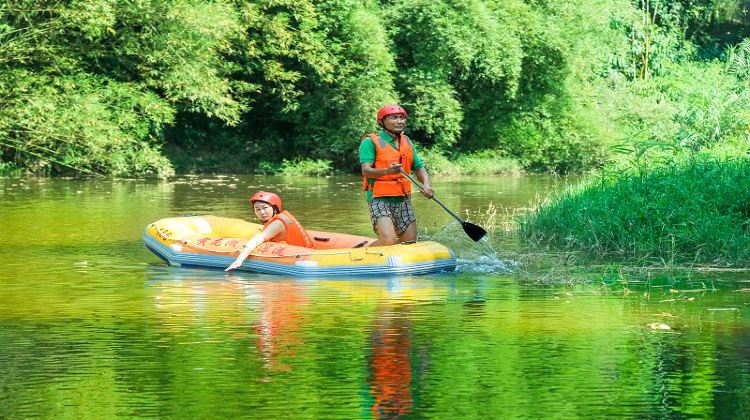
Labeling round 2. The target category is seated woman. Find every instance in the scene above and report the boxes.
[225,191,315,272]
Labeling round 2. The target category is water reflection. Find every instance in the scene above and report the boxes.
[2,175,750,418]
[368,305,414,418]
[144,266,454,416]
[253,281,308,374]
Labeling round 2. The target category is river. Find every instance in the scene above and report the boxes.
[1,175,748,418]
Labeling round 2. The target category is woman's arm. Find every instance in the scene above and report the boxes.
[224,220,286,272]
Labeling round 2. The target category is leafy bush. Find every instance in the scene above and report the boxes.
[0,71,175,176]
[4,0,750,177]
[0,161,21,177]
[280,158,332,176]
[0,0,244,176]
[455,151,522,176]
[420,148,521,176]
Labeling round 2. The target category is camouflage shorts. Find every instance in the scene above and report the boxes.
[368,197,416,235]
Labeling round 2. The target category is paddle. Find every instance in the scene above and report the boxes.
[399,169,487,242]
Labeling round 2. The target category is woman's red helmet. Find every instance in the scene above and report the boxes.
[249,191,282,212]
[377,105,408,126]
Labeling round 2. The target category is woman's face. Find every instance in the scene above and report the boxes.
[253,201,275,222]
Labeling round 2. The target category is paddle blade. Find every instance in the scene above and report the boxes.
[462,222,487,242]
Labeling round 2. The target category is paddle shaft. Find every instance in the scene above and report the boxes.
[399,170,467,224]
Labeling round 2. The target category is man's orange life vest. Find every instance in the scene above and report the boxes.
[264,211,315,248]
[361,133,414,198]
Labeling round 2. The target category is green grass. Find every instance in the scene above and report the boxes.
[519,157,750,265]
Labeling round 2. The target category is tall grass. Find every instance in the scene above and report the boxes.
[518,157,750,265]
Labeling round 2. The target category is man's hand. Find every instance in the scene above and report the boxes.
[420,181,434,199]
[387,162,403,175]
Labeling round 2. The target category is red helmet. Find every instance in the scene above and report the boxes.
[377,105,408,125]
[249,191,282,212]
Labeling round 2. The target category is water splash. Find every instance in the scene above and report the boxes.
[426,222,520,274]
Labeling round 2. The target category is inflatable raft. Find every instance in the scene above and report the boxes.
[143,215,457,277]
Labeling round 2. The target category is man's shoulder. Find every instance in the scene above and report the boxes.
[359,135,376,148]
[359,135,376,162]
[360,132,378,142]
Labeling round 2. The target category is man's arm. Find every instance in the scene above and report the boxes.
[361,162,403,178]
[414,167,434,199]
[360,136,403,178]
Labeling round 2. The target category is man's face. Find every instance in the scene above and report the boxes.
[382,114,407,133]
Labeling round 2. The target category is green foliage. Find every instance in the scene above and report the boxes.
[0,0,245,176]
[256,160,282,175]
[660,0,750,58]
[421,148,522,176]
[4,0,750,177]
[0,161,21,177]
[516,6,750,265]
[418,148,459,176]
[385,0,528,151]
[612,0,695,80]
[455,151,523,175]
[168,0,399,172]
[495,113,610,173]
[287,0,399,167]
[279,158,333,176]
[457,0,618,171]
[601,51,750,176]
[520,157,750,264]
[0,70,174,176]
[399,72,464,151]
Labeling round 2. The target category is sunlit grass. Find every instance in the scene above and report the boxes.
[518,157,750,266]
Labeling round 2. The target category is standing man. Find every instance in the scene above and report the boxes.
[360,104,434,246]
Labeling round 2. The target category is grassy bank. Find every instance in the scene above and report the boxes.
[241,151,523,177]
[518,158,750,265]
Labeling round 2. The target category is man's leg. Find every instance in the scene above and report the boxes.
[399,221,417,243]
[394,197,418,243]
[369,217,399,247]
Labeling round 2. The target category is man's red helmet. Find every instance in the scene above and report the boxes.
[249,191,282,212]
[377,105,408,126]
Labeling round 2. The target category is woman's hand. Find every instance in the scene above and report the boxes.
[225,259,243,272]
[224,234,264,272]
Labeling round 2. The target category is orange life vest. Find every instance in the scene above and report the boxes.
[361,132,414,198]
[264,211,315,248]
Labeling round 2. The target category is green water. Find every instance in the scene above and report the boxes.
[1,175,749,418]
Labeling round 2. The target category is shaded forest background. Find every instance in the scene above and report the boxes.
[2,0,750,177]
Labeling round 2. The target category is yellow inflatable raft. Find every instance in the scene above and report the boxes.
[143,215,456,277]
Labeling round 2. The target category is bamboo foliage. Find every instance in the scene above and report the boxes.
[2,0,750,176]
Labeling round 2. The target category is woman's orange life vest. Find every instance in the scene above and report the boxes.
[361,133,414,198]
[264,211,315,248]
